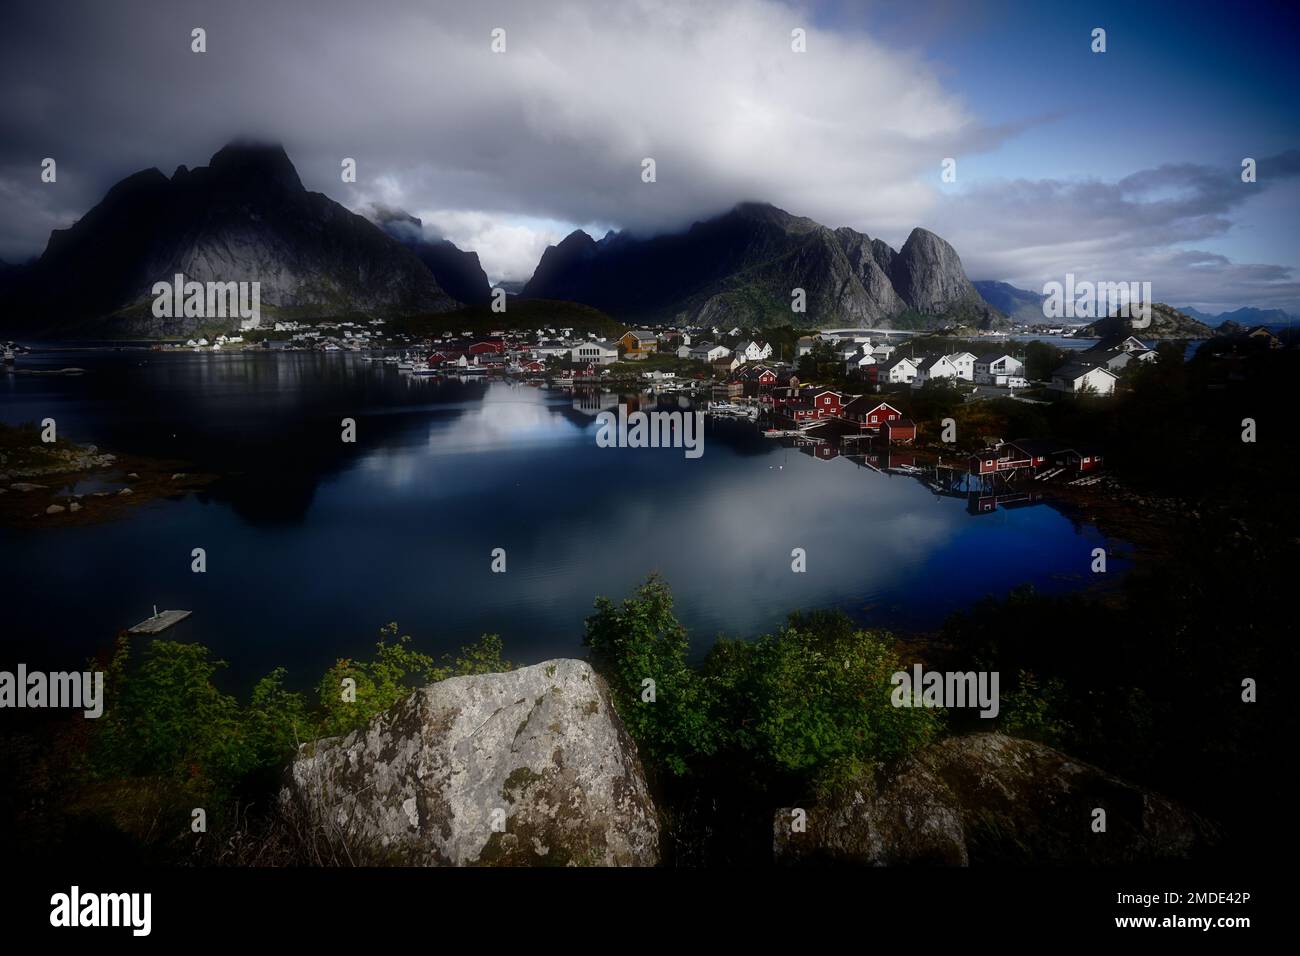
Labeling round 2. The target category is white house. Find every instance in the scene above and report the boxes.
[1049,362,1118,396]
[796,335,819,357]
[689,343,732,363]
[845,349,877,374]
[912,354,961,387]
[884,356,920,384]
[741,340,774,362]
[1078,337,1159,373]
[974,353,1027,386]
[872,343,897,361]
[535,339,573,358]
[675,344,693,359]
[571,340,620,365]
[949,352,977,381]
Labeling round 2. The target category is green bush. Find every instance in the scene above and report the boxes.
[94,636,249,794]
[315,625,509,737]
[998,669,1072,746]
[583,575,717,775]
[90,626,510,808]
[700,608,943,795]
[584,578,942,792]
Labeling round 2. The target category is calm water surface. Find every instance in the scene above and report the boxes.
[1,349,1127,686]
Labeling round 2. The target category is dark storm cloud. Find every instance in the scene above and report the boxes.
[0,0,1295,309]
[0,0,1000,271]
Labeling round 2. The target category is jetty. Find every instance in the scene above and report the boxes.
[127,608,192,635]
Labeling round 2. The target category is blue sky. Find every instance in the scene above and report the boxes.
[829,0,1300,311]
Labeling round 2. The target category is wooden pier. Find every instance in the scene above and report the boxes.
[127,609,192,635]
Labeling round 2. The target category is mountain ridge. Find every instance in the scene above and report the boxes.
[1080,303,1215,340]
[0,142,457,336]
[522,202,1004,331]
[363,204,492,306]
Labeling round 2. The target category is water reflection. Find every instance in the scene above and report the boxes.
[2,353,1125,683]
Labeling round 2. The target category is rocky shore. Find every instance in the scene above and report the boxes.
[0,427,211,528]
[281,661,1213,867]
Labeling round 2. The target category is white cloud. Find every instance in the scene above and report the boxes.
[416,211,570,285]
[0,0,1003,260]
[1,0,1295,312]
[929,152,1300,313]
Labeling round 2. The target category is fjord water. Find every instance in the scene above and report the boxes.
[2,350,1121,686]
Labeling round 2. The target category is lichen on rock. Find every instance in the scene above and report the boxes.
[281,659,659,866]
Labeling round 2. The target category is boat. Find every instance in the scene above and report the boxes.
[2,348,14,365]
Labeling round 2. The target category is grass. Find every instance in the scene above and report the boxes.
[391,298,625,339]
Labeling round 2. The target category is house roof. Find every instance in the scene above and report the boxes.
[1054,362,1116,380]
[841,396,896,415]
[1005,438,1068,458]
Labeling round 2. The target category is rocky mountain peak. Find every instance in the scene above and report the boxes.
[205,140,303,193]
[1,139,456,335]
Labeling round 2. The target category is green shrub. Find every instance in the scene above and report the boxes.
[93,636,248,794]
[584,579,942,791]
[999,670,1072,746]
[700,608,943,793]
[90,626,510,810]
[583,575,717,775]
[315,625,509,738]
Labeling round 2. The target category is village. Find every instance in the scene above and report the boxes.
[320,322,1171,493]
[122,315,1292,507]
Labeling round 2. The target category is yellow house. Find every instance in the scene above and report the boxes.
[619,330,659,359]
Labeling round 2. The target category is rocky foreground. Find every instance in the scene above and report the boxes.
[775,733,1217,865]
[281,659,660,866]
[282,661,1216,867]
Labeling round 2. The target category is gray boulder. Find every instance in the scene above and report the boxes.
[775,733,1216,865]
[281,659,660,866]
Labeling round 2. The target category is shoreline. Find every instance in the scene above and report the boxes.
[0,429,214,530]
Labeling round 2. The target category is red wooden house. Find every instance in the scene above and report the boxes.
[1063,447,1105,472]
[784,402,820,423]
[882,417,916,444]
[839,398,904,431]
[468,340,506,355]
[801,388,843,419]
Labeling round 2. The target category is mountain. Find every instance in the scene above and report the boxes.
[521,202,1004,330]
[1177,305,1295,329]
[0,142,456,336]
[972,280,1049,323]
[1178,305,1218,325]
[364,205,491,305]
[1080,303,1215,340]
